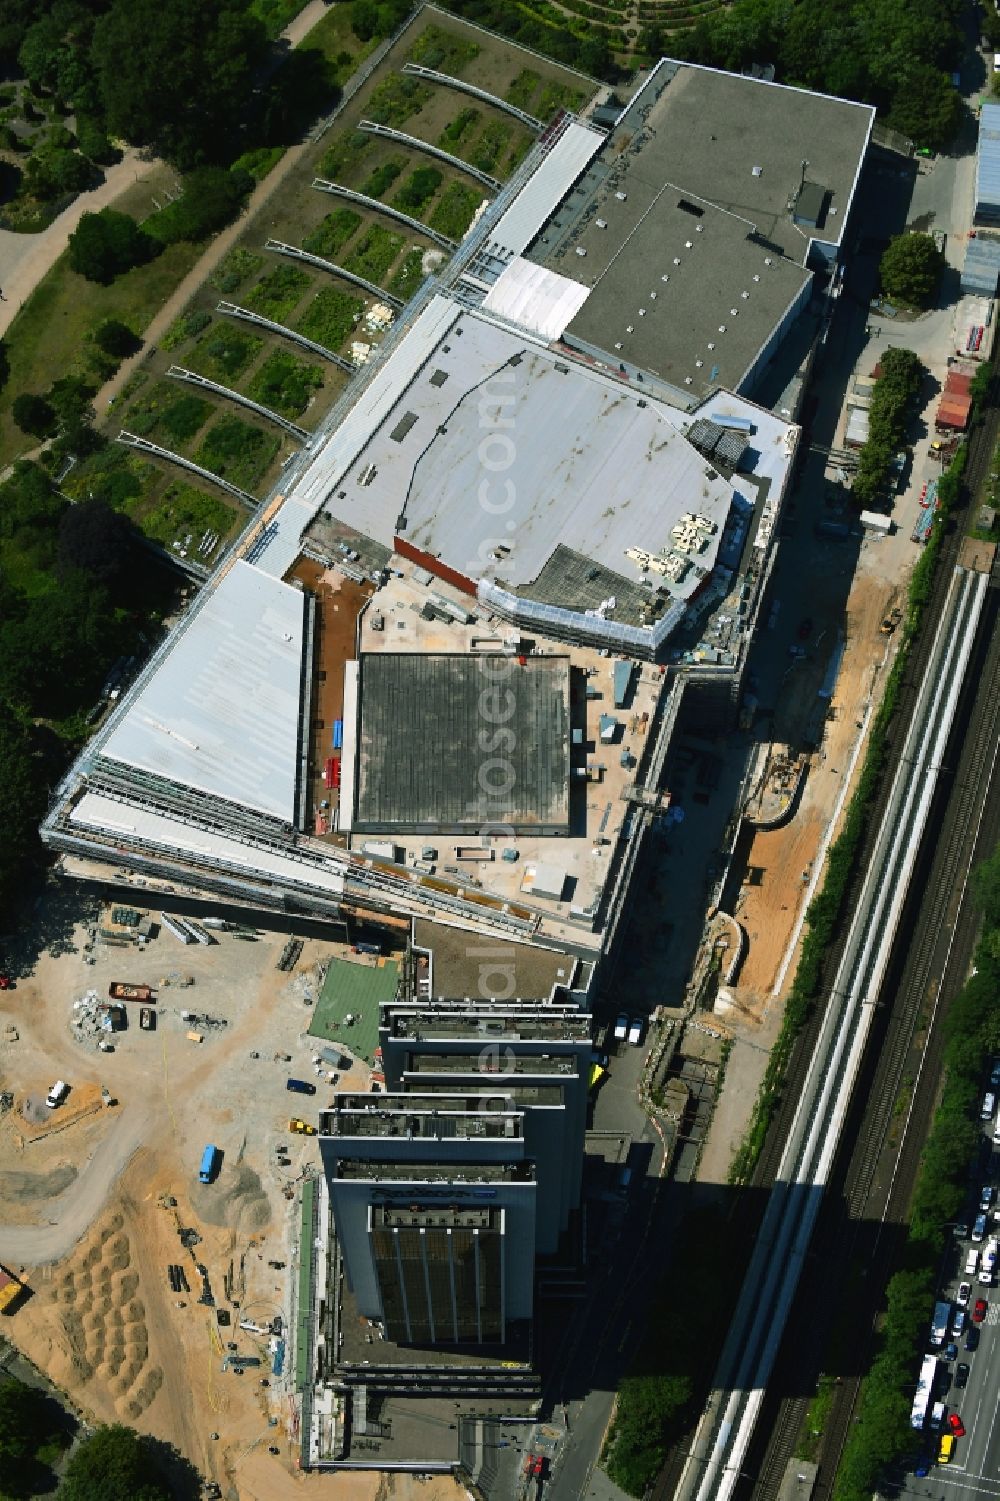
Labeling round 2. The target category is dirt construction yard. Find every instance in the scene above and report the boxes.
[0,904,464,1500]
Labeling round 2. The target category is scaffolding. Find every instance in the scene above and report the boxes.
[401,62,543,131]
[166,365,310,442]
[116,430,259,508]
[216,301,353,372]
[312,178,457,252]
[265,239,404,310]
[357,119,502,193]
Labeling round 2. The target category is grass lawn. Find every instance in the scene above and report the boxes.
[247,349,325,419]
[365,74,433,129]
[243,264,314,322]
[0,241,202,470]
[303,4,381,82]
[187,322,265,383]
[194,414,280,491]
[135,480,241,557]
[343,224,405,283]
[385,247,426,302]
[429,181,483,241]
[122,380,214,447]
[303,207,362,260]
[296,287,364,352]
[210,249,266,295]
[406,23,480,76]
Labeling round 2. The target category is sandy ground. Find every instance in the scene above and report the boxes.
[0,903,380,1492]
[696,533,917,1185]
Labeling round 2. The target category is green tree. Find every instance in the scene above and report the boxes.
[0,709,49,913]
[145,166,252,245]
[56,1424,171,1501]
[93,320,142,359]
[350,0,380,41]
[0,1376,54,1472]
[12,392,57,437]
[91,0,268,169]
[75,115,115,166]
[57,497,137,585]
[68,209,157,284]
[24,145,94,199]
[880,232,944,308]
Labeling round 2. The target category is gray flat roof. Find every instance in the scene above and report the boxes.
[413,918,577,999]
[544,189,809,398]
[526,59,872,395]
[355,653,571,834]
[100,562,305,821]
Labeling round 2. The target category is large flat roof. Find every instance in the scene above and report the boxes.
[355,653,571,834]
[525,60,872,397]
[316,301,734,626]
[100,561,305,821]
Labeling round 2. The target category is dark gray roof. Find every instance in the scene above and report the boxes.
[354,653,571,834]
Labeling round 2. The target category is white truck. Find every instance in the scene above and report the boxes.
[930,1299,951,1346]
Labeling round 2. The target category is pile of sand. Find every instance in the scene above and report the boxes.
[190,1161,270,1234]
[51,1212,162,1421]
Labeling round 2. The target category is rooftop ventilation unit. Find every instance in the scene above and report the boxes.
[753,274,760,282]
[696,224,704,233]
[596,218,607,228]
[742,290,750,299]
[673,257,681,265]
[615,191,627,201]
[626,324,634,333]
[661,274,670,282]
[752,165,763,177]
[650,291,657,300]
[707,342,715,350]
[764,257,772,266]
[695,359,703,368]
[638,308,646,316]
[731,308,738,316]
[685,240,693,249]
[614,341,622,349]
[575,246,587,256]
[684,376,692,385]
[718,325,726,333]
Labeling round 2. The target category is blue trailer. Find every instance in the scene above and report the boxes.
[199,1144,220,1183]
[332,718,343,750]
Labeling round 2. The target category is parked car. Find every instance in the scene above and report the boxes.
[286,1078,316,1095]
[973,1298,988,1323]
[965,1326,980,1352]
[956,1362,970,1388]
[990,1059,1000,1089]
[944,1341,959,1361]
[948,1413,966,1437]
[797,617,813,639]
[982,1091,996,1120]
[613,1013,628,1042]
[957,1281,972,1307]
[139,1007,155,1031]
[951,1309,967,1339]
[981,1185,995,1211]
[627,1016,644,1046]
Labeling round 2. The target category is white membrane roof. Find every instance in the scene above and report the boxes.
[101,561,305,821]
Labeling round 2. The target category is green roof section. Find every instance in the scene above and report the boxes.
[309,954,400,1064]
[295,1178,316,1392]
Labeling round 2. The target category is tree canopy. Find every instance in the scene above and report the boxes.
[57,497,138,586]
[91,0,269,169]
[56,1424,172,1501]
[879,231,945,308]
[68,209,158,285]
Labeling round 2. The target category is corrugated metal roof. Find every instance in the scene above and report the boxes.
[483,257,591,340]
[101,561,305,820]
[69,791,347,895]
[976,103,1000,215]
[486,122,603,259]
[962,233,1000,294]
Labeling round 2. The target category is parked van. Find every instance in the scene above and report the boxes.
[951,1307,967,1339]
[980,1240,997,1284]
[981,1091,996,1120]
[930,1400,946,1432]
[45,1080,69,1109]
[938,1433,955,1464]
[286,1078,316,1096]
[965,1248,980,1277]
[973,1213,988,1243]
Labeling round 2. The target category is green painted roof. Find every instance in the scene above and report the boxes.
[295,1179,316,1391]
[309,954,400,1065]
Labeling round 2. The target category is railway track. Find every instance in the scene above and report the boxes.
[739,389,1000,1498]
